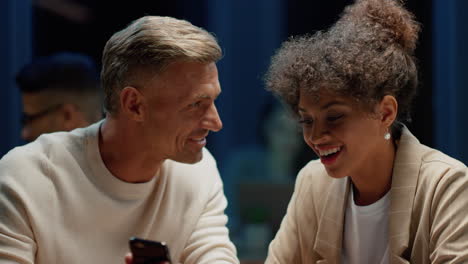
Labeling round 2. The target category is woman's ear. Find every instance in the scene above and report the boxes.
[119,86,146,122]
[379,95,398,127]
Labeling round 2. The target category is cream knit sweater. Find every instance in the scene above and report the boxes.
[0,122,238,264]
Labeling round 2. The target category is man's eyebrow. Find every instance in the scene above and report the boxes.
[194,91,221,100]
[195,94,211,99]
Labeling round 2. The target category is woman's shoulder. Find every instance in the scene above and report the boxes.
[298,159,329,180]
[418,145,467,189]
[403,138,468,196]
[294,159,338,199]
[397,125,466,177]
[419,145,466,170]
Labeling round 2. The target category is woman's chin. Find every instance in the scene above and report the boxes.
[325,168,348,179]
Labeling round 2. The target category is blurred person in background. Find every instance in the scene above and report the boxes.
[264,0,468,263]
[16,52,102,142]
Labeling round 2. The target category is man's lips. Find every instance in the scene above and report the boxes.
[189,137,206,144]
[188,133,208,145]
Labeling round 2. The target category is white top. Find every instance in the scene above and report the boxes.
[0,122,238,264]
[342,186,390,264]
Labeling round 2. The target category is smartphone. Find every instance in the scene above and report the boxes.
[129,237,171,264]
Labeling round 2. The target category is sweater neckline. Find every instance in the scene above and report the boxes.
[85,121,158,201]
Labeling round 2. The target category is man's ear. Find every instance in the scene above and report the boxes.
[379,95,398,127]
[119,86,146,122]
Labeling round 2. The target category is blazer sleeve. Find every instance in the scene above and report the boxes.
[265,168,316,264]
[429,167,468,263]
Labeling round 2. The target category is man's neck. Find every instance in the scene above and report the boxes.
[98,117,163,183]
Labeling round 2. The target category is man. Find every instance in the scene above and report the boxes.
[16,52,102,142]
[0,16,239,264]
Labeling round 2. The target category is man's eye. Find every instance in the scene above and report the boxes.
[189,101,202,108]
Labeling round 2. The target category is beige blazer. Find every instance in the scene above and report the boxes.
[265,127,468,264]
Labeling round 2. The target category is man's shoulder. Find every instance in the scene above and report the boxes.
[0,135,57,177]
[0,128,89,185]
[0,140,56,201]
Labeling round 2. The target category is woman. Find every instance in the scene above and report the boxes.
[264,0,468,263]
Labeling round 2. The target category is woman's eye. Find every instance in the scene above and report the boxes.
[327,114,343,122]
[299,118,313,126]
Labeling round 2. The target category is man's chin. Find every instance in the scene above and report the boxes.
[171,151,203,164]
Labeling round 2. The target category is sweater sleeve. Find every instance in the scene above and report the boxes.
[429,167,468,263]
[0,154,37,264]
[179,176,239,264]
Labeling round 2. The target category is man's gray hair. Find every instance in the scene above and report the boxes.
[101,16,222,114]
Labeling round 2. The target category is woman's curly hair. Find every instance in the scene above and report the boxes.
[265,0,420,124]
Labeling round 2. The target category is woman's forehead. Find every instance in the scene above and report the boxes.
[299,87,343,103]
[297,87,375,114]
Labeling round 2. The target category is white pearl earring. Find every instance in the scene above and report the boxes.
[384,131,391,140]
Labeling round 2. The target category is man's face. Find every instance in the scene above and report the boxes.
[21,92,65,142]
[141,61,223,164]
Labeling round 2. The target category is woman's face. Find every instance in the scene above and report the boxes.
[298,89,390,179]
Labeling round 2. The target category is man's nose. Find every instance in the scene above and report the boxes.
[201,104,222,132]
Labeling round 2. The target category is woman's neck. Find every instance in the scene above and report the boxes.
[351,138,397,206]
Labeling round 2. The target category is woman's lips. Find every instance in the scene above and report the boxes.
[318,147,342,165]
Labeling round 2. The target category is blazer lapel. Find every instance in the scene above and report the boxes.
[389,126,422,263]
[314,177,350,264]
